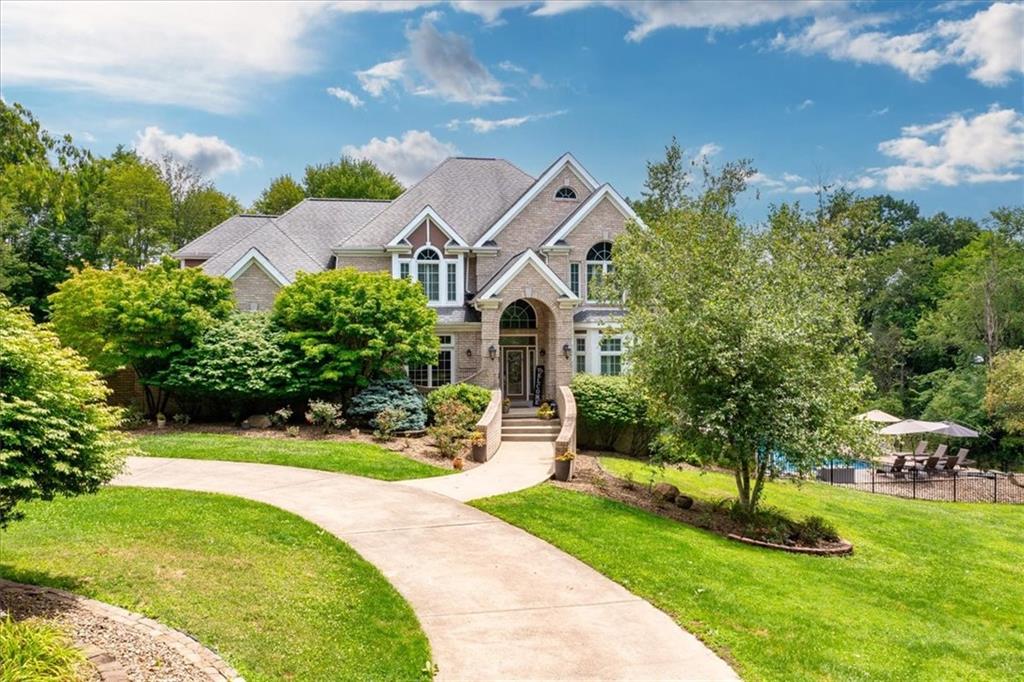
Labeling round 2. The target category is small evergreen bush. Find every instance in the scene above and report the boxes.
[570,374,658,454]
[305,400,345,433]
[372,407,408,441]
[347,378,426,431]
[425,383,492,421]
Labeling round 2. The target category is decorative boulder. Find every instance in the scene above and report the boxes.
[674,495,694,510]
[652,482,679,502]
[246,414,273,429]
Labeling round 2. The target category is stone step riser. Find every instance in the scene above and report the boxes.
[501,434,559,442]
[502,426,561,433]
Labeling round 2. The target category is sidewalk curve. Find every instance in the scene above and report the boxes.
[400,440,555,501]
[114,457,738,681]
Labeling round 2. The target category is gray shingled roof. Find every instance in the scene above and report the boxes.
[174,214,273,259]
[435,306,482,324]
[573,308,626,324]
[274,199,388,267]
[201,220,321,282]
[338,157,534,249]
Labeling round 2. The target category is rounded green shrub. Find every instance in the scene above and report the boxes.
[425,383,492,421]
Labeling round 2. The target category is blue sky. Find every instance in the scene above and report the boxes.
[2,1,1022,222]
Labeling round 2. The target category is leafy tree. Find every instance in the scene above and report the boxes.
[93,157,175,267]
[0,296,134,528]
[159,313,297,422]
[303,157,403,201]
[916,217,1024,364]
[155,154,243,246]
[904,212,980,256]
[631,136,691,223]
[613,188,872,513]
[913,366,988,430]
[986,350,1024,436]
[272,268,438,393]
[48,258,235,415]
[251,174,305,215]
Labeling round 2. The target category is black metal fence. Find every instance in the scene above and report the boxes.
[817,466,1024,504]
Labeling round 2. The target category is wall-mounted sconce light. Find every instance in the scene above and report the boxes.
[539,348,546,358]
[466,348,473,357]
[562,343,572,359]
[488,345,497,360]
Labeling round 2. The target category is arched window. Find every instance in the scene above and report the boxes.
[500,299,537,329]
[585,241,613,302]
[416,247,440,301]
[554,186,577,200]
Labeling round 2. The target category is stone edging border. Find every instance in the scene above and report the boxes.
[726,534,855,556]
[0,579,242,682]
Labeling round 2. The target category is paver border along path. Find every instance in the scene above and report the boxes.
[114,457,737,681]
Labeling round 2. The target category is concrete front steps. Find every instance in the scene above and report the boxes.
[502,411,560,442]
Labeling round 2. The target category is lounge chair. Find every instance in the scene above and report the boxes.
[912,440,928,457]
[878,455,907,478]
[947,448,970,471]
[915,444,947,475]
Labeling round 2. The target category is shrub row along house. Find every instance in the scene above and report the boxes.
[176,154,641,404]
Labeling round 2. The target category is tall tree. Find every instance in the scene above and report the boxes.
[303,157,403,201]
[155,154,242,246]
[251,174,305,215]
[48,258,235,415]
[630,136,692,223]
[93,157,175,267]
[613,166,872,513]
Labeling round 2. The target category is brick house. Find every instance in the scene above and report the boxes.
[175,153,642,405]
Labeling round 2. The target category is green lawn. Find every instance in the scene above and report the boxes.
[473,457,1024,682]
[0,488,431,681]
[136,432,447,480]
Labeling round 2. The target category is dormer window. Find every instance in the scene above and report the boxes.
[395,244,463,306]
[554,186,577,200]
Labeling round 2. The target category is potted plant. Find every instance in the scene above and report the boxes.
[502,397,511,414]
[554,450,575,482]
[537,403,556,420]
[155,412,167,428]
[469,430,488,463]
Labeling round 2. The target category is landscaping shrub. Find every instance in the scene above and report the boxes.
[372,407,407,441]
[269,406,293,428]
[0,616,85,682]
[425,383,492,421]
[0,297,134,528]
[347,378,426,432]
[428,399,476,459]
[305,400,345,433]
[570,374,657,454]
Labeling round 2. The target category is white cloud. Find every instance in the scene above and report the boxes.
[134,126,252,177]
[937,2,1024,86]
[697,142,722,158]
[326,87,365,108]
[867,105,1024,190]
[498,60,527,73]
[772,16,946,81]
[782,172,806,183]
[406,16,509,104]
[796,98,814,111]
[870,107,890,117]
[534,1,829,41]
[356,59,408,97]
[0,1,325,113]
[450,1,534,24]
[331,1,438,13]
[447,109,567,132]
[342,130,458,185]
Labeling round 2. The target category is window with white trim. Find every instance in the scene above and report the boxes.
[586,242,613,303]
[599,335,623,376]
[575,335,587,373]
[395,245,462,305]
[408,335,453,388]
[569,262,580,297]
[555,186,577,200]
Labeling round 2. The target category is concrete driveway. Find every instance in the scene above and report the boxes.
[115,457,738,681]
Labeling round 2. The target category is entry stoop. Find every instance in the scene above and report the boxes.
[502,410,560,442]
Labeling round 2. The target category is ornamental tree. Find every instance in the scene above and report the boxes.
[272,268,439,394]
[159,313,298,422]
[0,296,134,528]
[612,170,873,514]
[48,258,235,415]
[986,349,1024,436]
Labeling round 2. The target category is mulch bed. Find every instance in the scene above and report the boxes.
[0,579,240,681]
[553,453,852,554]
[129,422,477,471]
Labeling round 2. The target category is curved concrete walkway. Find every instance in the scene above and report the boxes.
[114,457,737,681]
[401,441,555,501]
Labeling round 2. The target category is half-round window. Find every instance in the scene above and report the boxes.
[586,242,612,262]
[500,299,537,329]
[416,247,440,260]
[554,186,577,200]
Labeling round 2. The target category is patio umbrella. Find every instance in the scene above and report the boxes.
[855,409,902,423]
[934,421,979,438]
[877,419,947,436]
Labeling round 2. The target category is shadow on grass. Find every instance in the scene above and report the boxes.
[0,564,84,593]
